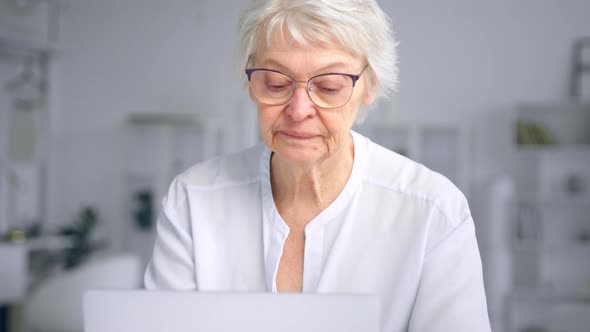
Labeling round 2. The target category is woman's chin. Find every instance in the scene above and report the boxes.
[271,143,326,165]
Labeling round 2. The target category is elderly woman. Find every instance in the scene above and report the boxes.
[145,0,491,331]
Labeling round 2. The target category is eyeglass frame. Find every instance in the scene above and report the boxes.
[245,65,368,109]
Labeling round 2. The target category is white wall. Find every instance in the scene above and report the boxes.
[53,0,250,132]
[46,0,590,248]
[385,0,590,117]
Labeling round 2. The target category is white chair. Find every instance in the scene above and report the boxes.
[23,253,142,332]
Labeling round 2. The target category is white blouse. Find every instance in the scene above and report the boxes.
[144,131,491,332]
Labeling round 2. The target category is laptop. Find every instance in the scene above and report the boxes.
[83,290,380,332]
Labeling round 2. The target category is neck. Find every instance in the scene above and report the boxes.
[270,134,354,225]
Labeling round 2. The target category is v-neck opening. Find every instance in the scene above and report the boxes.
[259,130,367,292]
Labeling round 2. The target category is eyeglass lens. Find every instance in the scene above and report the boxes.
[249,70,354,109]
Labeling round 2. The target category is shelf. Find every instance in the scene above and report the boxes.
[518,193,590,206]
[0,37,53,60]
[512,288,590,304]
[540,244,590,256]
[25,235,71,251]
[510,242,590,253]
[126,112,199,126]
[517,101,590,113]
[509,102,590,332]
[516,144,590,153]
[513,148,590,196]
[516,102,590,146]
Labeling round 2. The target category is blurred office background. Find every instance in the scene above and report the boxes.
[1,0,589,331]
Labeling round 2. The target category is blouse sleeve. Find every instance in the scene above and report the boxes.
[144,179,197,290]
[408,215,492,332]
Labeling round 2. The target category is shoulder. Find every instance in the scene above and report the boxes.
[359,135,470,227]
[162,144,264,210]
[177,144,264,189]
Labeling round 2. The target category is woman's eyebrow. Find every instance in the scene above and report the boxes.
[257,59,353,74]
[256,59,290,71]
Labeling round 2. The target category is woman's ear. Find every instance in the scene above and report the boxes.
[362,84,377,105]
[361,71,378,105]
[363,91,376,105]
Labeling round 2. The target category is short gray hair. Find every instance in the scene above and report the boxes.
[237,0,398,108]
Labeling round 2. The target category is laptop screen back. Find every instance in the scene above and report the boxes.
[83,290,380,332]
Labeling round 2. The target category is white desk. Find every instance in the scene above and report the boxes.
[0,243,27,305]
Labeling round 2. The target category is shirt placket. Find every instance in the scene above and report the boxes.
[302,225,325,292]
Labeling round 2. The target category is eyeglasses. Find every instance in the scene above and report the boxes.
[245,66,368,109]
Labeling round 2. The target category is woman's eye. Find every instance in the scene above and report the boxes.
[317,85,343,94]
[265,82,290,90]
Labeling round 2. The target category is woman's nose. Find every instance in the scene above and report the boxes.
[286,83,316,121]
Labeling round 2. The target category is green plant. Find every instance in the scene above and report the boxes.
[59,206,102,269]
[133,190,153,231]
[516,120,556,145]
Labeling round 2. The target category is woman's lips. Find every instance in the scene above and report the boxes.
[279,131,317,140]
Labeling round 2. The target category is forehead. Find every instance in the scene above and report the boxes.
[252,30,363,76]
